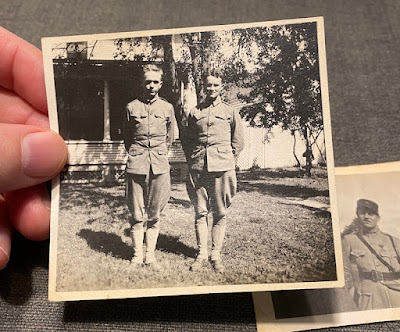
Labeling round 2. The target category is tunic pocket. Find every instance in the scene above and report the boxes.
[157,147,168,155]
[380,249,399,267]
[214,114,231,121]
[132,115,147,120]
[217,146,232,154]
[350,250,366,258]
[128,147,145,156]
[154,114,167,121]
[194,114,207,122]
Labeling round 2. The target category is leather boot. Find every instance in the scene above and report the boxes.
[131,222,144,265]
[145,219,160,265]
[211,216,227,272]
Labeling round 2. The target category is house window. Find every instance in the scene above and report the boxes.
[55,78,104,141]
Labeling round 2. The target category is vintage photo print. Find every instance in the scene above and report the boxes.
[253,161,400,331]
[42,17,342,301]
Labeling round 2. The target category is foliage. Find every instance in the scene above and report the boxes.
[111,24,325,175]
[233,23,324,175]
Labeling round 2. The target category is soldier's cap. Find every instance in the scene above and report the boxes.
[357,199,379,216]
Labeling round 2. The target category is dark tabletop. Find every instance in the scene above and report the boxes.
[1,0,399,331]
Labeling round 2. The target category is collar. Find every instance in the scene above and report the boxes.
[141,95,159,104]
[203,96,222,108]
[362,226,381,237]
[211,96,222,107]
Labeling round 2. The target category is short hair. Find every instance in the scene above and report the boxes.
[142,64,163,80]
[203,69,223,82]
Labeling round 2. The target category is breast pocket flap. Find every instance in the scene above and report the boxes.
[217,146,232,154]
[129,147,145,156]
[157,148,167,155]
[350,249,366,258]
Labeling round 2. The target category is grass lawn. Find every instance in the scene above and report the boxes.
[56,167,336,292]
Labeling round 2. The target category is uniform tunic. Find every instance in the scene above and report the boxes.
[182,97,244,261]
[343,227,400,309]
[183,97,244,217]
[124,96,175,223]
[183,98,244,172]
[124,97,174,175]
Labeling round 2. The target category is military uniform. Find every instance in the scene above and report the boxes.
[343,227,400,309]
[124,96,175,265]
[182,96,244,268]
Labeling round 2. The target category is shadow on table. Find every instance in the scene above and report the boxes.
[0,234,49,305]
[63,292,256,326]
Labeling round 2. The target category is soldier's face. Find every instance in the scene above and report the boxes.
[143,71,163,98]
[357,208,380,229]
[205,76,222,100]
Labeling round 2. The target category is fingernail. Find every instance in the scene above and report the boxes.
[0,245,10,270]
[22,131,67,178]
[42,188,51,211]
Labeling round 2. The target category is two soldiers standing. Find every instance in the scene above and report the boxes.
[123,65,244,272]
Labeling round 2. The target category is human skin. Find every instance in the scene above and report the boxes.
[205,75,222,101]
[143,71,163,99]
[0,27,68,269]
[357,209,380,231]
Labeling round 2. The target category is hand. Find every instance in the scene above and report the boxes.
[0,27,68,269]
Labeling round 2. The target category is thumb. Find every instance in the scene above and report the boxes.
[0,124,68,193]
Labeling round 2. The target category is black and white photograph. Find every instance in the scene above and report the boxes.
[42,17,341,301]
[253,161,400,331]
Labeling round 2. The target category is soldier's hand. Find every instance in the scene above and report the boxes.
[0,27,68,269]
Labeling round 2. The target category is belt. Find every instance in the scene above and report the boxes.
[360,270,400,282]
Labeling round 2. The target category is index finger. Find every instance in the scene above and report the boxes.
[0,27,47,114]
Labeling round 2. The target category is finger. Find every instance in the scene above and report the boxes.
[4,184,50,241]
[0,27,47,113]
[0,194,13,269]
[0,123,68,193]
[0,86,49,127]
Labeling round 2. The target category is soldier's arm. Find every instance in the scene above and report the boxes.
[231,108,245,156]
[123,106,132,152]
[166,104,176,151]
[342,236,354,289]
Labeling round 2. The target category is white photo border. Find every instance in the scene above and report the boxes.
[42,16,343,301]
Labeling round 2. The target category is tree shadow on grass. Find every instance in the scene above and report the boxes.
[238,181,329,199]
[279,202,332,219]
[157,234,197,259]
[60,182,126,211]
[77,229,133,261]
[237,167,327,181]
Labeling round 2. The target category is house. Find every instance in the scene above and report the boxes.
[53,42,325,183]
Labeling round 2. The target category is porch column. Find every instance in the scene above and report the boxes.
[103,79,113,183]
[103,79,111,141]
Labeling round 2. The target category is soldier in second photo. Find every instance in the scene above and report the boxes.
[342,199,400,309]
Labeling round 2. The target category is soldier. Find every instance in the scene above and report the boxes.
[342,199,400,309]
[124,64,175,271]
[181,72,245,273]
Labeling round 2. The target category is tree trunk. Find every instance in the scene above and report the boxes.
[292,131,301,169]
[188,42,203,104]
[303,127,313,177]
[161,35,183,130]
